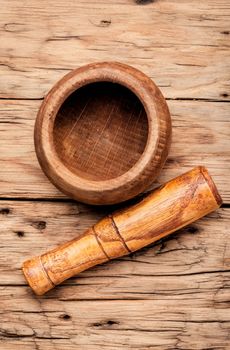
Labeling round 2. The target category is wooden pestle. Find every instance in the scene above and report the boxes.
[22,167,222,295]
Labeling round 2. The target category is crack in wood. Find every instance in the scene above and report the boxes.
[1,269,230,288]
[136,0,155,5]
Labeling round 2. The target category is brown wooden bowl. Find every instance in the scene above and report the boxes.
[34,62,171,205]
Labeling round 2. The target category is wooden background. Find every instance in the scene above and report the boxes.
[0,0,229,349]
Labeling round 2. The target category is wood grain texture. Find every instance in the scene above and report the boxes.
[0,200,229,349]
[54,82,149,181]
[0,99,229,202]
[0,0,229,348]
[34,62,171,205]
[0,201,229,285]
[22,167,221,295]
[1,284,230,349]
[0,0,230,100]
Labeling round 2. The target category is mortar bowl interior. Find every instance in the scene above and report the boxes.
[53,81,148,182]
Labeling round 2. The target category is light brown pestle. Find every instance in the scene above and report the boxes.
[22,167,222,295]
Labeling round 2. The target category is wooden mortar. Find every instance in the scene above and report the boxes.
[34,62,171,205]
[22,166,222,295]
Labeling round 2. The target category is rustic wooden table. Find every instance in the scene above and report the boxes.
[0,1,229,349]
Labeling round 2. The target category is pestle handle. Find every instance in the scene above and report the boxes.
[22,166,222,295]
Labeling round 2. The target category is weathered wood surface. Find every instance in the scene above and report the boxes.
[0,0,230,100]
[0,99,229,202]
[0,0,230,349]
[21,167,222,296]
[0,201,230,349]
[0,201,229,284]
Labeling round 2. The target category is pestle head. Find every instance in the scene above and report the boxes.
[22,256,54,295]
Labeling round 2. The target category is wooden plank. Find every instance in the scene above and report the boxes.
[0,1,229,349]
[0,200,229,284]
[0,99,229,202]
[0,0,229,100]
[0,201,229,349]
[0,285,230,349]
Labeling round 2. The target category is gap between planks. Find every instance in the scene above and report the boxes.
[0,197,229,207]
[0,97,230,103]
